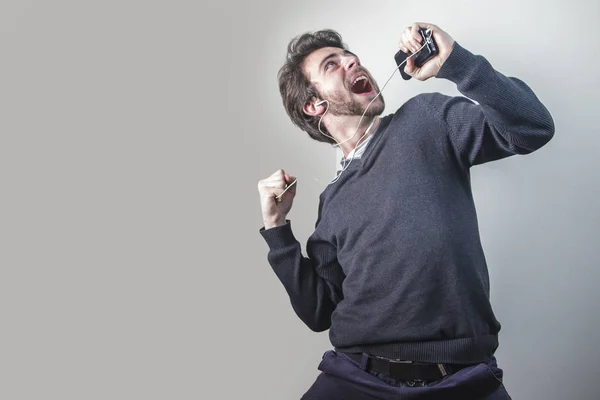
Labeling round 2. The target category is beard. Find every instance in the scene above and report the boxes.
[321,86,385,117]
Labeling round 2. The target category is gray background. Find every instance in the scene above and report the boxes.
[2,0,598,399]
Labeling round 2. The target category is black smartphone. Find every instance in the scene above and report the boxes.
[394,28,438,80]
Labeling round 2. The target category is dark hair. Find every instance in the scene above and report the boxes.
[278,29,347,145]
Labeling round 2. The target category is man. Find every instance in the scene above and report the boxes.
[257,22,554,399]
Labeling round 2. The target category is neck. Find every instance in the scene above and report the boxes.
[328,115,379,158]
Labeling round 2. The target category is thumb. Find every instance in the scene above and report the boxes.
[404,56,417,77]
[284,173,296,184]
[283,174,297,196]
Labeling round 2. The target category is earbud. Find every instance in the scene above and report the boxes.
[315,100,327,107]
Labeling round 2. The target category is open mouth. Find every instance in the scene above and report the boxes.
[350,75,374,95]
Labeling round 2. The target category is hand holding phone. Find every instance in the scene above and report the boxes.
[394,28,438,80]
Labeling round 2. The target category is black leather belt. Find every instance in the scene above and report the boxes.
[342,352,476,381]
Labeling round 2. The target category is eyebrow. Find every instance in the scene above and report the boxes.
[319,50,357,71]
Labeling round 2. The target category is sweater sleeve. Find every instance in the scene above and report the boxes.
[432,42,555,168]
[259,220,345,332]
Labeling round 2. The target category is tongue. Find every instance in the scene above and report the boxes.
[352,80,371,94]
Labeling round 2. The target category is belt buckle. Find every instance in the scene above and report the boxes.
[383,356,411,364]
[390,360,412,364]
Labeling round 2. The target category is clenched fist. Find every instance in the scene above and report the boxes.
[257,169,297,229]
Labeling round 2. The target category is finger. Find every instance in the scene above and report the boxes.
[261,174,284,184]
[258,177,287,194]
[414,22,436,32]
[265,171,288,185]
[283,173,295,184]
[402,28,415,53]
[411,23,422,43]
[286,178,297,195]
[404,57,416,76]
[279,178,297,195]
[259,185,282,203]
[275,180,297,201]
[399,31,409,53]
[410,23,421,52]
[288,183,297,196]
[262,180,286,189]
[270,169,286,179]
[416,23,436,43]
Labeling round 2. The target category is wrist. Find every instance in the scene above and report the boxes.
[264,218,286,230]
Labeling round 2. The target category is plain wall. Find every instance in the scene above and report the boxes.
[2,0,599,399]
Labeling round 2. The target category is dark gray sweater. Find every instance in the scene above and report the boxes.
[260,43,554,364]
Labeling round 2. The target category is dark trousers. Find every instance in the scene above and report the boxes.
[301,350,512,400]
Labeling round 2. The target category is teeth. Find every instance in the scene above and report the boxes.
[352,75,368,87]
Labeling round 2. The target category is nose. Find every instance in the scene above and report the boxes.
[343,54,359,71]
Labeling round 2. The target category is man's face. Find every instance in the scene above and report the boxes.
[302,46,384,117]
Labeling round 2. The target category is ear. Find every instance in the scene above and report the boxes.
[303,99,326,117]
